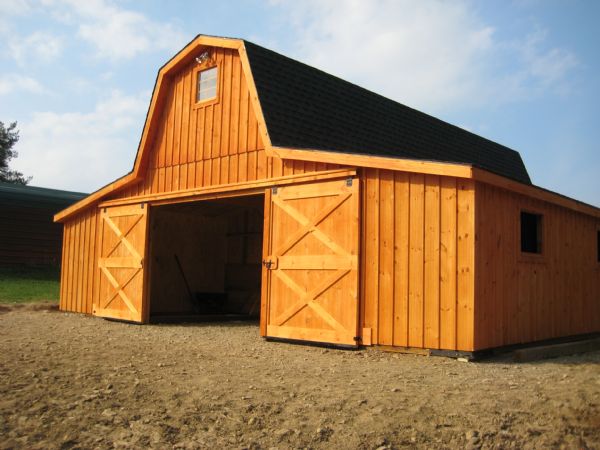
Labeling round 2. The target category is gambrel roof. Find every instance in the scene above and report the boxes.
[244,41,531,185]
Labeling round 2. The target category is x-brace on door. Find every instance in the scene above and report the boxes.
[263,177,360,346]
[94,203,149,323]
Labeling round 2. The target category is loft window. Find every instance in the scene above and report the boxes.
[197,66,218,102]
[520,211,543,254]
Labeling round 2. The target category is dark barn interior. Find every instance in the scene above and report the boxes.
[148,195,264,322]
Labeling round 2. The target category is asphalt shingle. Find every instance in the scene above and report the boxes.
[244,40,531,184]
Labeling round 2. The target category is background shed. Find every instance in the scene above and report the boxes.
[0,182,86,266]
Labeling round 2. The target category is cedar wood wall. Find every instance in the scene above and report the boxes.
[475,182,600,350]
[360,170,476,351]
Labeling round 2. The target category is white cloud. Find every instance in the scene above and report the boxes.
[274,0,578,113]
[0,73,46,95]
[53,0,187,62]
[12,90,150,192]
[0,0,31,16]
[9,31,64,66]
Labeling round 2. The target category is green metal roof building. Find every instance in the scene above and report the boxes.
[0,182,86,266]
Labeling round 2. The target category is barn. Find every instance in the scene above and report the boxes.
[54,35,600,355]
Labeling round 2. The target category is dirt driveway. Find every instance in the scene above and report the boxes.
[0,305,598,449]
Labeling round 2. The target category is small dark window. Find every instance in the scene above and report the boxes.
[521,211,542,254]
[197,66,218,102]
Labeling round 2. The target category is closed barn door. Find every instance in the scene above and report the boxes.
[264,177,360,346]
[94,204,149,322]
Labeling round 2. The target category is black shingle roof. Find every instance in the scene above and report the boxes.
[244,40,531,184]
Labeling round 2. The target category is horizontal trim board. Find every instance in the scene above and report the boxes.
[269,147,474,179]
[472,168,600,219]
[267,325,356,346]
[98,169,356,208]
[273,147,599,218]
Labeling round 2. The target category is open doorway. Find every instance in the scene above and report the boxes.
[147,194,264,322]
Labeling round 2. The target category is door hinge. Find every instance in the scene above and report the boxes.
[272,186,278,195]
[346,177,353,187]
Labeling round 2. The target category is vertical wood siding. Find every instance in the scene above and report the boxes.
[60,46,336,315]
[59,208,100,314]
[111,47,337,201]
[475,182,600,350]
[360,168,476,351]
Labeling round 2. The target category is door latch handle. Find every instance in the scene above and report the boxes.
[262,256,278,270]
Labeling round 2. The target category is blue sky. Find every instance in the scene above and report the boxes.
[0,0,598,207]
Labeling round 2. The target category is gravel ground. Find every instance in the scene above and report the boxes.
[0,304,599,449]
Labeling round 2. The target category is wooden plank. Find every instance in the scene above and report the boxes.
[260,188,272,337]
[472,168,600,219]
[99,257,143,269]
[439,177,457,350]
[378,170,394,345]
[99,169,356,208]
[220,49,232,157]
[266,325,354,345]
[364,169,380,343]
[513,338,600,362]
[270,147,473,179]
[423,175,440,349]
[87,209,98,314]
[80,211,91,313]
[277,255,357,270]
[456,179,475,351]
[393,172,410,347]
[408,174,425,348]
[74,214,83,313]
[229,55,241,156]
[239,70,249,155]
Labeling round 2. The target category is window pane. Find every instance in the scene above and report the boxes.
[520,211,542,254]
[197,67,218,102]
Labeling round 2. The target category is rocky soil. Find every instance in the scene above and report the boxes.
[0,304,599,449]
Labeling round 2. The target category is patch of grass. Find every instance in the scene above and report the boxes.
[0,266,60,303]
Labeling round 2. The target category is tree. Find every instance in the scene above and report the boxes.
[0,121,31,185]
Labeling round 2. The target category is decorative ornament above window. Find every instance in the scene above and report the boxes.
[195,51,211,65]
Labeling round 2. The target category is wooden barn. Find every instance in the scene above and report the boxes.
[54,35,600,354]
[0,181,85,267]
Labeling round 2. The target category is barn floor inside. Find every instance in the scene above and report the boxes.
[147,194,264,323]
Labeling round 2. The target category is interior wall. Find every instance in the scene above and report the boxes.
[224,198,263,316]
[475,182,600,350]
[149,207,227,315]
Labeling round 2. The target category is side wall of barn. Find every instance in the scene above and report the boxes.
[474,182,600,350]
[360,169,476,351]
[59,207,101,314]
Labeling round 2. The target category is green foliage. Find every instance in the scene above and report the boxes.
[0,266,60,303]
[0,121,31,185]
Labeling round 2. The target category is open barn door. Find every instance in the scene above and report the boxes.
[263,177,360,346]
[94,203,149,323]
